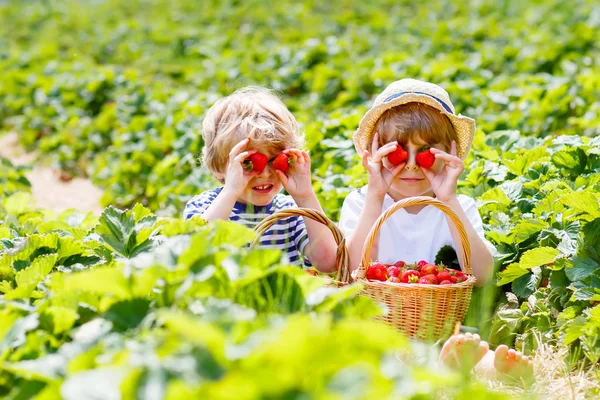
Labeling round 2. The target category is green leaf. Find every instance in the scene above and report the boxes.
[41,306,79,335]
[513,220,546,244]
[519,247,560,270]
[565,256,599,281]
[58,266,131,299]
[512,268,541,298]
[211,220,255,247]
[2,192,34,215]
[96,206,136,257]
[104,298,150,331]
[5,254,58,300]
[551,148,587,174]
[157,311,226,363]
[0,313,39,353]
[582,218,600,250]
[502,147,548,175]
[560,192,600,218]
[497,263,529,286]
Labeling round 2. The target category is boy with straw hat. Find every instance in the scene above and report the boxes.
[339,78,496,284]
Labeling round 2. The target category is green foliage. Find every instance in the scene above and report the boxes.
[2,0,600,396]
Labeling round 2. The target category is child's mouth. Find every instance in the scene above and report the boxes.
[252,184,274,194]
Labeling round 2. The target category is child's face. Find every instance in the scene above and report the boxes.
[382,138,446,199]
[228,145,284,206]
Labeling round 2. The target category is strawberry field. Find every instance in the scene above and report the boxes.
[1,0,600,398]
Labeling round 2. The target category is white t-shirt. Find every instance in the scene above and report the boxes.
[339,186,496,264]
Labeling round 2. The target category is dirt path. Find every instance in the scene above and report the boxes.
[0,132,103,215]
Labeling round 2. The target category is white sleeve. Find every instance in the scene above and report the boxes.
[338,189,366,238]
[458,195,497,256]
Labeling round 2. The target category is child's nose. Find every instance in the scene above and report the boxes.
[258,164,274,177]
[405,150,419,171]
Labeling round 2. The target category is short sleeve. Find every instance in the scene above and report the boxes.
[458,195,497,256]
[183,190,218,220]
[338,189,366,238]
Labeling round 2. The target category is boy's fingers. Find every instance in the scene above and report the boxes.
[371,132,380,154]
[373,142,398,162]
[421,167,435,182]
[361,150,370,169]
[275,170,288,185]
[233,150,256,163]
[391,163,405,177]
[230,138,250,157]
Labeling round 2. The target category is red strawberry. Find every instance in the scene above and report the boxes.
[387,266,401,278]
[416,147,435,169]
[400,270,420,283]
[387,144,408,165]
[273,152,292,172]
[436,271,452,282]
[439,280,453,285]
[244,153,268,173]
[418,274,438,284]
[454,271,467,282]
[420,263,439,276]
[366,263,389,281]
[388,276,402,283]
[417,260,428,269]
[449,275,458,283]
[393,260,406,269]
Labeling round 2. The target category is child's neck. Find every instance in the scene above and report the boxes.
[387,189,436,215]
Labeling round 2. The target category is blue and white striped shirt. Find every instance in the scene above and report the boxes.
[183,187,311,267]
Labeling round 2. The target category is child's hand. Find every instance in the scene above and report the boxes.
[275,149,314,200]
[362,132,405,198]
[222,138,258,197]
[421,141,465,203]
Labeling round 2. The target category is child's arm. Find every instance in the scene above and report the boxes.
[201,138,258,222]
[443,198,494,285]
[421,141,494,285]
[346,133,405,271]
[275,149,337,273]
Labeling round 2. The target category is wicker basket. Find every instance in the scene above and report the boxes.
[251,208,350,285]
[355,196,476,341]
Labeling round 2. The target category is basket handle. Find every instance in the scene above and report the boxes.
[250,208,350,283]
[357,196,472,278]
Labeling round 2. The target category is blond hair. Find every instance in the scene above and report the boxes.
[201,87,303,175]
[375,103,457,150]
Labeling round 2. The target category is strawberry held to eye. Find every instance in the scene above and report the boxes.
[366,263,389,281]
[273,152,293,172]
[387,144,408,165]
[416,147,435,169]
[245,153,268,173]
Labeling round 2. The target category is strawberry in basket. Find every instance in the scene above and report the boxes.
[366,263,389,281]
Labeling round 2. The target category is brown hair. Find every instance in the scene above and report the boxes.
[374,103,457,150]
[201,87,303,175]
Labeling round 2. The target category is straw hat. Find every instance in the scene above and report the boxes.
[353,79,475,160]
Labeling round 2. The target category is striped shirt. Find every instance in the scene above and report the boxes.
[183,187,311,267]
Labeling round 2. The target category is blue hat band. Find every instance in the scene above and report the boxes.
[383,91,453,114]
